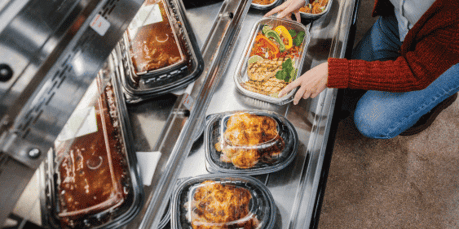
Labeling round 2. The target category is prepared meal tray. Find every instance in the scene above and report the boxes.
[118,0,204,103]
[41,71,143,228]
[299,0,332,19]
[251,0,281,11]
[204,110,299,175]
[234,17,310,105]
[171,174,277,229]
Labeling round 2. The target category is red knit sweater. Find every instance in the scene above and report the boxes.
[327,0,459,92]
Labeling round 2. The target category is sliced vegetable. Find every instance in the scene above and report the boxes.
[293,31,305,46]
[254,34,279,58]
[248,55,263,65]
[264,29,285,52]
[275,58,296,82]
[288,29,297,38]
[274,26,293,50]
[262,25,273,34]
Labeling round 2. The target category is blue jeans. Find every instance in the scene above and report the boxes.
[348,15,459,139]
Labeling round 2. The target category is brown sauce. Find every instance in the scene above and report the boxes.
[127,0,185,75]
[55,81,127,228]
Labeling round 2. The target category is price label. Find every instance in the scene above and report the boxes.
[90,14,111,36]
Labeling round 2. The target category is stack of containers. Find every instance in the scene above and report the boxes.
[117,0,204,103]
[40,61,144,228]
[172,17,308,229]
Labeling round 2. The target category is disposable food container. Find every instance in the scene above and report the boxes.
[118,0,204,103]
[251,0,281,11]
[40,68,143,228]
[234,17,310,105]
[159,195,172,228]
[299,0,332,19]
[171,174,276,229]
[204,110,298,175]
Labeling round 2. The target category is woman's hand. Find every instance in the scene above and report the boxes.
[265,0,305,22]
[279,62,328,105]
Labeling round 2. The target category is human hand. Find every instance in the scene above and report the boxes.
[278,62,328,105]
[265,0,305,23]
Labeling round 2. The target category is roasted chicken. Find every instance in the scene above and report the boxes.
[189,181,258,229]
[215,113,285,168]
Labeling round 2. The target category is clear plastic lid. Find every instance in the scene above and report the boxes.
[299,0,332,19]
[118,0,204,103]
[234,18,310,105]
[125,0,187,79]
[171,174,276,229]
[42,68,143,228]
[204,111,298,175]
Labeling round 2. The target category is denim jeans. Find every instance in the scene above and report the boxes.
[347,15,459,139]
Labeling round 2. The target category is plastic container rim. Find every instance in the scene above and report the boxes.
[171,173,277,229]
[204,110,299,175]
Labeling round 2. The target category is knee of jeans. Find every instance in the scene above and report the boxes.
[353,108,398,139]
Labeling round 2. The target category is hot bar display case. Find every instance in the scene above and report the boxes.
[0,0,360,228]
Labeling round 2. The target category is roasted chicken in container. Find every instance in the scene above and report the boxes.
[214,112,285,169]
[172,175,276,229]
[187,180,259,229]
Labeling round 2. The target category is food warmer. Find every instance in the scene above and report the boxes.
[0,0,360,228]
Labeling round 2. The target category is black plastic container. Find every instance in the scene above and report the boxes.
[204,110,298,175]
[171,174,277,229]
[117,0,204,103]
[40,63,144,229]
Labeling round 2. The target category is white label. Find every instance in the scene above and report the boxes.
[136,151,162,186]
[182,93,194,111]
[58,107,98,141]
[90,14,111,36]
[129,4,163,31]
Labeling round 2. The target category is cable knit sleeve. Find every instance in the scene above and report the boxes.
[327,0,459,92]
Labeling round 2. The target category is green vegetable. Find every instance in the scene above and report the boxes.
[262,25,273,35]
[275,58,296,82]
[264,29,286,52]
[293,31,305,46]
[288,29,297,38]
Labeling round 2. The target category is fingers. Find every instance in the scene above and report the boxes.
[303,90,312,99]
[278,78,301,97]
[293,85,307,105]
[265,2,289,17]
[294,11,301,22]
[277,4,298,19]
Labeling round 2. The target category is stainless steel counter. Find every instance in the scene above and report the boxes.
[123,0,357,228]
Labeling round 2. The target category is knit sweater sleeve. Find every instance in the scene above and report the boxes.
[328,1,459,92]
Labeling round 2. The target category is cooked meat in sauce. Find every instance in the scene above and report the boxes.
[55,80,128,228]
[127,0,185,75]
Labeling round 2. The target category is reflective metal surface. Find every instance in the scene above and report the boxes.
[122,0,356,228]
[5,0,357,227]
[0,0,143,226]
[123,1,252,228]
[176,0,356,228]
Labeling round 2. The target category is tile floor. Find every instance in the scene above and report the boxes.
[318,0,459,228]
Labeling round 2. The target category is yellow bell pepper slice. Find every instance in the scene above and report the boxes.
[274,25,293,50]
